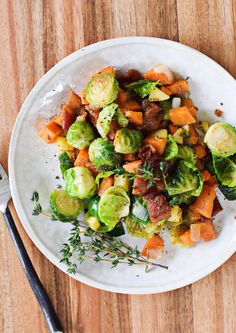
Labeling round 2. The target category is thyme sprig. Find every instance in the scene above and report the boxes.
[138,162,161,189]
[60,225,168,274]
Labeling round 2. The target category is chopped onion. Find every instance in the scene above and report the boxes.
[190,224,201,242]
[147,247,163,260]
[172,97,181,108]
[153,64,175,84]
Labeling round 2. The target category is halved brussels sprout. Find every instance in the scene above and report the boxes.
[64,166,97,199]
[88,195,100,219]
[85,73,119,108]
[164,135,178,160]
[114,129,143,154]
[212,154,236,187]
[166,160,201,196]
[58,152,73,177]
[177,145,196,164]
[114,109,129,127]
[204,122,236,157]
[114,174,130,192]
[125,217,164,239]
[89,138,122,170]
[98,186,130,229]
[66,120,95,149]
[96,103,118,138]
[50,189,83,222]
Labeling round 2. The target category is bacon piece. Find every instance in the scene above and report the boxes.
[144,194,171,223]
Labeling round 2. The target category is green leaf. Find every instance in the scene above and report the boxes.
[126,80,159,98]
[212,154,236,187]
[165,135,178,160]
[177,146,197,164]
[96,103,118,138]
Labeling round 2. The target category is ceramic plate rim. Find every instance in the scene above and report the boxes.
[8,37,236,294]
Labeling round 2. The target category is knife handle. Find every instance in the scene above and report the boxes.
[3,207,63,333]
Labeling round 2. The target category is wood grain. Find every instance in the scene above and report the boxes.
[0,0,235,332]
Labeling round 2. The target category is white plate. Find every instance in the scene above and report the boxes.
[9,37,236,294]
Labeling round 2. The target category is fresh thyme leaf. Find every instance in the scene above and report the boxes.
[112,166,125,175]
[32,203,42,216]
[128,173,135,181]
[31,191,39,202]
[138,162,161,188]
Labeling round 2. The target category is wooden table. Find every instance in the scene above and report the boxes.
[0,1,236,332]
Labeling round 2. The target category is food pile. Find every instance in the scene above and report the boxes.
[39,64,236,260]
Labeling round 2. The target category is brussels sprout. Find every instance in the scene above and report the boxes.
[50,189,83,222]
[165,135,178,160]
[95,171,115,185]
[98,186,130,229]
[66,120,95,149]
[168,192,194,206]
[126,80,158,98]
[113,109,129,127]
[149,87,170,102]
[58,152,73,177]
[219,184,236,200]
[85,73,119,108]
[114,129,143,154]
[204,122,236,157]
[89,138,122,170]
[96,103,118,138]
[114,174,130,192]
[64,166,97,199]
[166,160,201,196]
[212,154,236,187]
[205,155,236,200]
[125,217,164,239]
[177,145,196,164]
[107,222,125,237]
[88,195,100,219]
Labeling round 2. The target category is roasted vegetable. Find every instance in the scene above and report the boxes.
[58,152,73,177]
[85,73,119,108]
[96,103,118,138]
[64,166,97,199]
[126,217,164,239]
[98,186,130,229]
[66,120,95,149]
[166,160,202,196]
[165,134,178,160]
[114,129,143,154]
[130,196,149,225]
[204,122,236,157]
[89,138,122,169]
[177,145,197,164]
[212,154,236,187]
[50,189,83,222]
[126,80,158,98]
[144,64,175,84]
